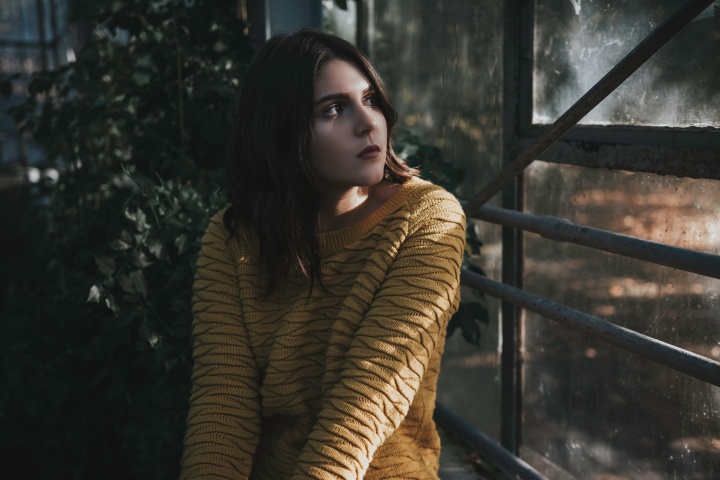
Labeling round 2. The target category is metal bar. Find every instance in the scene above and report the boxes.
[499,0,526,455]
[461,270,720,388]
[520,124,720,151]
[434,403,549,480]
[472,205,720,280]
[463,0,715,214]
[517,138,720,181]
[355,0,368,54]
[500,191,523,454]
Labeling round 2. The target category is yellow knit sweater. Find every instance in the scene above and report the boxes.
[181,177,466,480]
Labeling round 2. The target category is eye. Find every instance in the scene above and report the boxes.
[322,104,344,117]
[363,94,377,107]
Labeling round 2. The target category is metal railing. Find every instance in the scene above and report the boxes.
[461,270,720,388]
[434,404,549,480]
[436,0,719,478]
[473,206,720,281]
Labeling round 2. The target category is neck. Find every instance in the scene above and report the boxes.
[317,185,373,232]
[316,179,403,233]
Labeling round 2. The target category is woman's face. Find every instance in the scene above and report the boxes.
[309,59,388,194]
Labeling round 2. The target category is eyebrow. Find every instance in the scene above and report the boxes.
[314,87,376,106]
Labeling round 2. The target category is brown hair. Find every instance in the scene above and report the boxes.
[223,29,418,295]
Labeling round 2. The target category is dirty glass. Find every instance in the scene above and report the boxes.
[367,0,504,439]
[522,161,720,478]
[369,0,504,199]
[321,0,357,44]
[533,0,720,128]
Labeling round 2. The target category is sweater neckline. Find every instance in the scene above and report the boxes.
[318,177,418,255]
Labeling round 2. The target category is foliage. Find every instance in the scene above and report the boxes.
[0,0,250,478]
[0,2,488,478]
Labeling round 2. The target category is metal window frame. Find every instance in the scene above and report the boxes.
[518,0,720,155]
[435,0,720,477]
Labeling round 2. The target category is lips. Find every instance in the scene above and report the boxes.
[357,144,382,159]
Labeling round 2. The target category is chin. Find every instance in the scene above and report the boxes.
[350,166,385,187]
[367,169,386,186]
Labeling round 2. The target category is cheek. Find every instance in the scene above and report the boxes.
[309,124,343,165]
[375,113,389,143]
[308,128,339,178]
[308,128,327,168]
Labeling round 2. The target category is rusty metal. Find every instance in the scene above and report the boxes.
[498,0,528,455]
[356,0,368,54]
[434,403,549,480]
[472,205,720,280]
[461,270,720,388]
[464,0,716,214]
[518,139,720,180]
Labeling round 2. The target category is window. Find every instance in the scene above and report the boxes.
[514,1,720,477]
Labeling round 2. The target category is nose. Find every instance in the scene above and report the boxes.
[355,106,379,136]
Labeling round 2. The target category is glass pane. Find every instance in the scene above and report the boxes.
[322,0,357,44]
[370,0,504,199]
[438,219,502,440]
[369,0,504,439]
[533,0,720,128]
[0,0,43,43]
[522,162,720,478]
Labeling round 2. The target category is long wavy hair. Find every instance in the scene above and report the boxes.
[223,29,419,295]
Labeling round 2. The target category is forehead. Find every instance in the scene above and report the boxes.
[314,60,372,97]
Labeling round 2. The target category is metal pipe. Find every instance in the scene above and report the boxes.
[434,403,549,480]
[472,206,720,280]
[463,0,715,214]
[499,0,527,455]
[461,271,720,388]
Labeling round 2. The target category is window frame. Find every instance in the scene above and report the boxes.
[516,0,720,180]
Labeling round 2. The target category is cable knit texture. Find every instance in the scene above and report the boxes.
[181,177,466,480]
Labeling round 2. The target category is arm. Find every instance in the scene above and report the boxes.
[181,218,262,479]
[290,191,466,480]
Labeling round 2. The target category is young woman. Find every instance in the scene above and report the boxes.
[181,30,466,480]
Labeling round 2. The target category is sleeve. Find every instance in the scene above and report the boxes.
[290,190,466,480]
[180,217,262,479]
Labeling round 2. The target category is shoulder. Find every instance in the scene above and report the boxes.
[401,177,466,226]
[202,209,230,244]
[199,208,257,262]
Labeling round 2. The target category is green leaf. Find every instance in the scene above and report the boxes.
[104,292,119,315]
[124,207,137,222]
[131,250,153,268]
[93,254,117,276]
[134,208,150,232]
[146,238,167,261]
[164,358,178,372]
[117,270,148,297]
[462,301,490,326]
[87,284,103,303]
[448,300,490,347]
[110,239,132,251]
[174,233,190,254]
[139,317,160,348]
